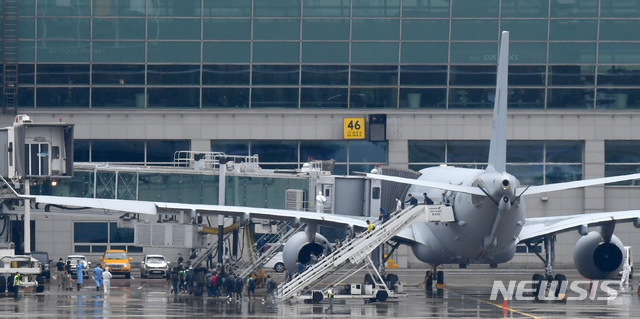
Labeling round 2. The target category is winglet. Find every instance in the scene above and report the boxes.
[487,31,509,173]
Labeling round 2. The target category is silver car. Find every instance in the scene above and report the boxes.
[140,255,170,278]
[262,252,285,273]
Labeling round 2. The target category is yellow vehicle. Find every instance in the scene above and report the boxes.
[100,250,133,279]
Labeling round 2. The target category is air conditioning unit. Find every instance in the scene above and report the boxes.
[285,189,304,211]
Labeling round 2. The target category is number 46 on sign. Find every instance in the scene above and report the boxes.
[343,117,365,139]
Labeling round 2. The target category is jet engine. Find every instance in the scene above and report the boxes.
[282,232,330,272]
[573,231,625,279]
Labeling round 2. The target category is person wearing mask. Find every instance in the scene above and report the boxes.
[56,258,65,290]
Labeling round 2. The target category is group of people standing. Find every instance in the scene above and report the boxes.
[168,265,212,297]
[392,192,447,214]
[167,264,277,305]
[54,258,112,294]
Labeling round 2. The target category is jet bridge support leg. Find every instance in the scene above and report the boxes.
[217,215,224,266]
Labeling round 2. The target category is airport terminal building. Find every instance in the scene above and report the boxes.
[2,0,640,267]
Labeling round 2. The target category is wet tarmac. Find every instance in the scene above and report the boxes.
[1,268,639,318]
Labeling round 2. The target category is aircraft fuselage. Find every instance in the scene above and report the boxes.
[406,165,526,265]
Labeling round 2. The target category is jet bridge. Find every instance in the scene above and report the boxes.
[278,204,428,302]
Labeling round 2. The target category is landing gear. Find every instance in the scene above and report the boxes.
[526,234,567,301]
[423,266,444,294]
[553,274,567,301]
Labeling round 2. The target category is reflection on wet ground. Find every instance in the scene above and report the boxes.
[0,269,638,318]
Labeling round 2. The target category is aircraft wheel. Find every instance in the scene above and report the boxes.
[532,274,543,297]
[553,274,567,299]
[0,276,5,292]
[35,276,45,293]
[436,271,444,287]
[386,273,398,290]
[375,290,388,302]
[7,276,13,292]
[311,290,324,303]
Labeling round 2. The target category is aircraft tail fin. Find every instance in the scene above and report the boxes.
[487,31,509,173]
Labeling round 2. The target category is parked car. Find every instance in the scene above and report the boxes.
[263,252,285,273]
[31,251,51,279]
[66,255,90,278]
[101,250,132,278]
[140,255,170,278]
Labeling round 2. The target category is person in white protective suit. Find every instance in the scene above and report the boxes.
[102,267,113,294]
[620,261,632,288]
[316,191,326,213]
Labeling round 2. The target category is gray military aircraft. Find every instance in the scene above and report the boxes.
[33,31,640,284]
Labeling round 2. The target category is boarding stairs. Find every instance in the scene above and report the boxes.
[232,221,305,279]
[190,243,219,268]
[278,204,427,301]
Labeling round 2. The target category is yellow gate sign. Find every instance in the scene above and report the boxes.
[343,117,365,139]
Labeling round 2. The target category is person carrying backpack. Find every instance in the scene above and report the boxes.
[262,274,277,303]
[234,274,243,302]
[170,268,180,296]
[226,274,235,301]
[246,275,256,300]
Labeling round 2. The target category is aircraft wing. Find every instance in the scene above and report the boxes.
[34,195,371,230]
[365,173,486,196]
[516,173,640,196]
[517,210,640,242]
[34,195,421,243]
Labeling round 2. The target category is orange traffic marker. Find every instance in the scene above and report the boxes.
[503,300,508,317]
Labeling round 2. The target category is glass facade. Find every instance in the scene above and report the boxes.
[408,140,584,185]
[74,139,191,164]
[7,0,640,110]
[605,141,640,185]
[73,222,141,254]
